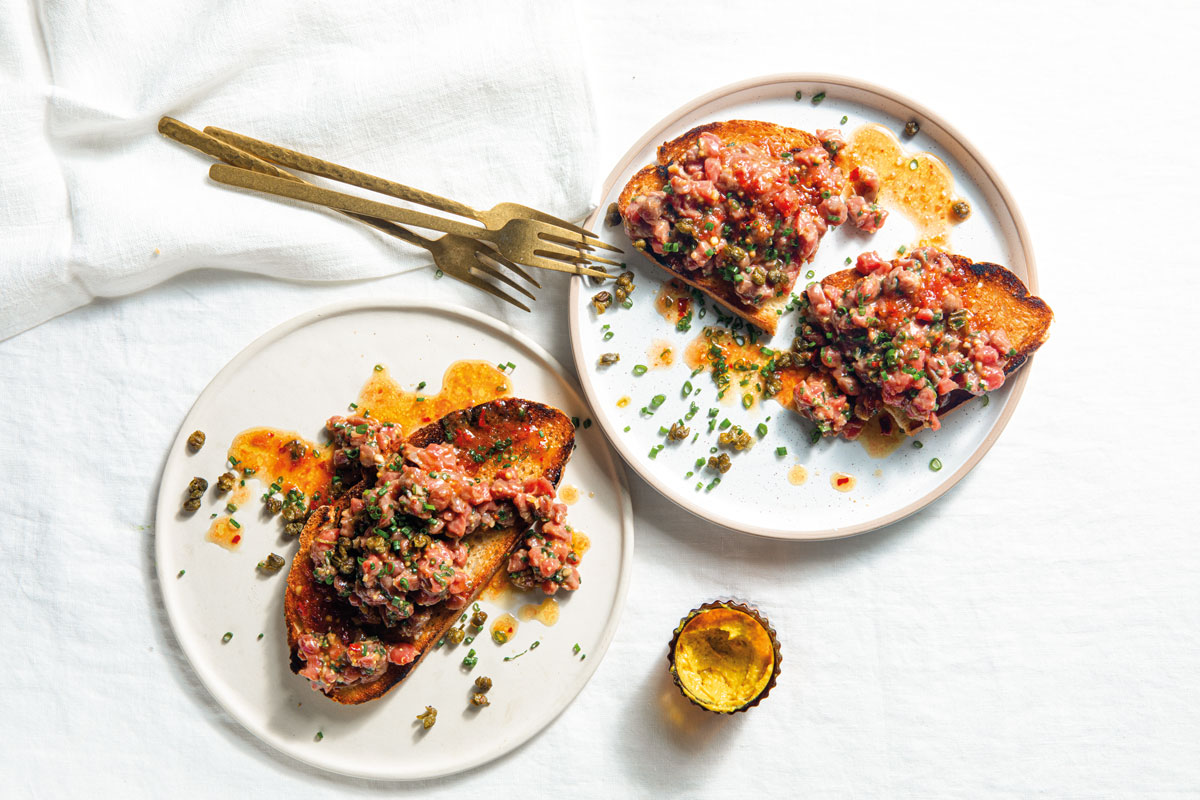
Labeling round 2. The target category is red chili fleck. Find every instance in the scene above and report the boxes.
[837,477,850,487]
[231,534,241,544]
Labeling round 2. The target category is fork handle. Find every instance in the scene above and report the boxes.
[159,118,434,252]
[204,126,482,223]
[209,163,496,241]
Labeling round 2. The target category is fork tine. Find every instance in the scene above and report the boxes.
[525,253,613,279]
[517,208,596,238]
[533,241,625,270]
[539,231,625,254]
[456,270,531,312]
[476,247,541,289]
[471,254,537,301]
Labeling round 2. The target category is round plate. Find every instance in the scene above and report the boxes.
[570,74,1038,540]
[156,300,633,780]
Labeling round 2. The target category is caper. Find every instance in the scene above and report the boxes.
[186,430,206,451]
[447,627,466,645]
[470,610,488,628]
[614,285,628,302]
[283,521,305,537]
[904,120,920,137]
[605,202,621,227]
[764,377,783,395]
[633,238,647,251]
[265,496,283,515]
[674,219,697,238]
[182,497,201,513]
[474,675,493,692]
[591,291,612,315]
[952,200,971,220]
[411,532,431,549]
[365,535,387,555]
[281,504,305,523]
[767,268,785,286]
[471,693,490,707]
[618,271,635,287]
[719,426,753,451]
[257,553,285,573]
[775,352,795,369]
[415,706,437,730]
[725,244,748,263]
[707,453,732,473]
[668,422,690,441]
[750,267,766,286]
[791,337,807,353]
[286,439,307,459]
[216,472,236,493]
[598,353,620,366]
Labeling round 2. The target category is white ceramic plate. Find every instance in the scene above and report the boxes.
[570,74,1040,540]
[156,300,633,780]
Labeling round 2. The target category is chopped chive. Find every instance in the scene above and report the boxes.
[650,394,666,408]
[603,331,614,341]
[812,91,826,105]
[794,90,803,101]
[315,731,324,741]
[416,381,426,390]
[929,458,943,471]
[912,440,924,449]
[742,394,753,409]
[981,395,990,407]
[632,365,648,376]
[756,423,768,437]
[176,569,185,578]
[222,632,233,643]
[775,446,788,456]
[435,269,444,279]
[229,519,241,529]
[374,364,384,372]
[840,115,848,125]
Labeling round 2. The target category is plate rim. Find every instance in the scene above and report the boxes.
[570,72,1039,541]
[154,298,635,780]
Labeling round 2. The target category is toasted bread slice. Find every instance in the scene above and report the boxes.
[284,398,575,704]
[823,253,1052,429]
[618,120,821,335]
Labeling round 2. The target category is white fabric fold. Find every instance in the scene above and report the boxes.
[0,0,596,340]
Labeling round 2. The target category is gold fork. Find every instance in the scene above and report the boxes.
[204,126,610,244]
[209,163,619,279]
[158,117,537,311]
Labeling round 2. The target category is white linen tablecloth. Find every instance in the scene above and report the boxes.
[2,0,1199,796]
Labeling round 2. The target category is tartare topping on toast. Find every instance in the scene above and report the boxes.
[792,248,1016,438]
[294,414,579,695]
[621,129,885,308]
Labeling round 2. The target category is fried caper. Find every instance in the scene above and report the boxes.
[286,439,307,459]
[707,453,732,474]
[592,291,612,314]
[633,238,647,252]
[614,285,628,302]
[668,422,690,441]
[605,202,621,227]
[674,219,697,238]
[411,532,431,549]
[283,521,305,538]
[216,472,236,493]
[187,477,208,497]
[186,430,206,451]
[767,268,785,286]
[952,200,971,220]
[280,503,306,523]
[265,496,283,515]
[725,244,747,263]
[750,267,766,286]
[774,352,795,369]
[904,120,920,137]
[598,352,620,366]
[446,627,466,645]
[470,610,488,628]
[415,706,437,730]
[474,675,493,692]
[470,693,490,707]
[182,497,201,513]
[257,553,285,573]
[719,425,753,451]
[365,535,388,556]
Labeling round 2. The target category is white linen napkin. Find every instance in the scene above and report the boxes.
[0,0,596,341]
